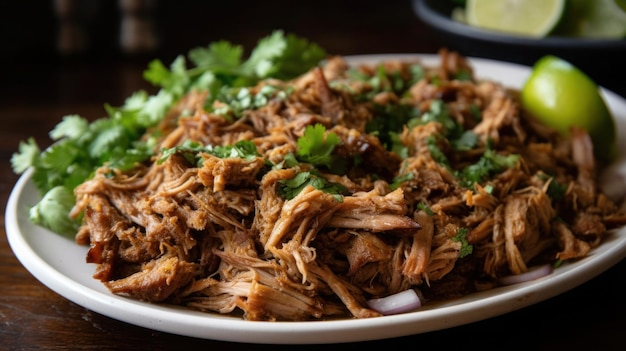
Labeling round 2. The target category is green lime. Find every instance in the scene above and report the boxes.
[466,0,565,37]
[521,56,617,163]
[555,0,626,38]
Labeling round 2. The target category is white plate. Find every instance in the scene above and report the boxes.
[6,55,626,344]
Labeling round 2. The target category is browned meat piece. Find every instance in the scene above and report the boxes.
[402,210,434,283]
[263,185,341,250]
[502,188,555,275]
[344,231,393,275]
[473,81,526,146]
[553,221,592,261]
[326,187,419,234]
[309,263,381,319]
[106,253,199,302]
[437,48,474,82]
[313,66,345,124]
[198,153,266,192]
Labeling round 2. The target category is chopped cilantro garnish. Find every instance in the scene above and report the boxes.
[390,172,414,190]
[484,183,494,194]
[453,69,473,81]
[366,103,419,153]
[538,173,567,201]
[345,62,425,101]
[389,131,408,159]
[416,100,462,138]
[458,149,520,188]
[212,85,291,120]
[451,130,479,151]
[417,201,435,216]
[426,135,451,167]
[159,140,260,166]
[277,171,346,201]
[426,135,519,190]
[452,227,473,258]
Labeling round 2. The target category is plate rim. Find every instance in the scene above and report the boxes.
[5,53,626,344]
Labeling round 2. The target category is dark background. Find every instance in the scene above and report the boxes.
[0,0,441,110]
[2,0,623,110]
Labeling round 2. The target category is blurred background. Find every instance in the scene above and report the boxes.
[0,0,442,111]
[1,0,624,111]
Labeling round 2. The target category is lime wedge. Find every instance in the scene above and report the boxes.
[466,0,565,37]
[555,0,626,38]
[521,56,617,163]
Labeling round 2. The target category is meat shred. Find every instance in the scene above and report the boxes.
[71,49,626,321]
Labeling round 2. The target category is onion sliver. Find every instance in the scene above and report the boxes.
[498,264,554,286]
[367,289,421,315]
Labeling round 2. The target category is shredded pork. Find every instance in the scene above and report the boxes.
[72,49,626,321]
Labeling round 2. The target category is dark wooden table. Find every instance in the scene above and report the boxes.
[2,1,625,349]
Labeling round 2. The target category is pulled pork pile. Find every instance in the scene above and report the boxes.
[71,49,626,321]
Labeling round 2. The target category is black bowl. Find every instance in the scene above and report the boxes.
[412,0,626,97]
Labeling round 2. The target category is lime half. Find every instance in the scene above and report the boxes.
[466,0,565,37]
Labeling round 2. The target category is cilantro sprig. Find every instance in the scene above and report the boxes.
[295,124,345,173]
[145,30,326,99]
[276,124,347,201]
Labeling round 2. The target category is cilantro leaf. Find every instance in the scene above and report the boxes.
[296,124,344,173]
[11,138,41,174]
[49,115,89,140]
[452,227,473,258]
[39,139,81,174]
[426,135,451,168]
[143,55,190,97]
[538,172,567,202]
[29,185,81,238]
[451,130,479,151]
[137,89,175,126]
[242,30,326,80]
[418,100,462,138]
[188,40,244,73]
[389,172,414,190]
[211,140,261,161]
[278,171,346,201]
[417,201,435,216]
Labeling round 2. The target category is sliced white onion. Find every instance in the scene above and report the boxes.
[498,264,554,286]
[367,289,421,315]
